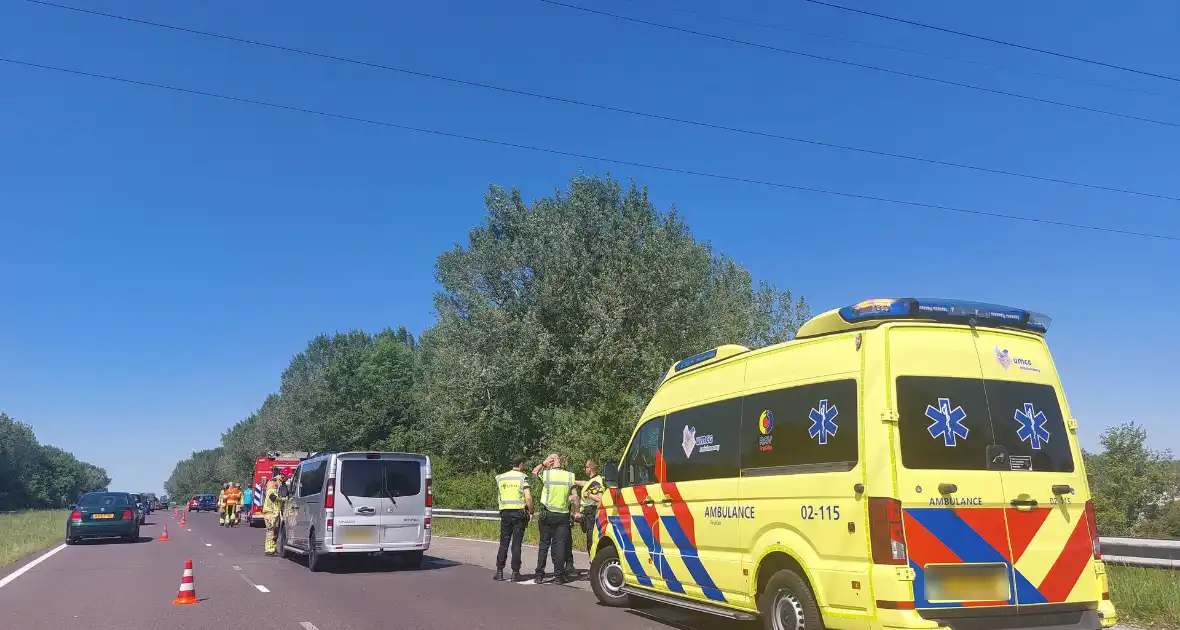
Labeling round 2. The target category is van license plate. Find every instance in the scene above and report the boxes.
[340,527,376,544]
[924,564,1010,602]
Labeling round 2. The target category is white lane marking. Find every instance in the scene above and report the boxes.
[217,552,224,557]
[255,584,270,593]
[205,543,212,547]
[300,623,319,630]
[187,529,192,532]
[0,544,67,590]
[233,566,242,571]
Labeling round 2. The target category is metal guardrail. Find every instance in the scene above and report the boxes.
[432,509,1180,569]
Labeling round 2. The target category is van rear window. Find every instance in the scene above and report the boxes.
[385,461,422,497]
[897,376,1074,473]
[340,460,422,498]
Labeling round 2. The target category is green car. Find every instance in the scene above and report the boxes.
[66,492,141,544]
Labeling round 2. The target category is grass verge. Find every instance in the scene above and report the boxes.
[1108,564,1180,628]
[0,511,67,568]
[437,519,1180,627]
[433,516,590,552]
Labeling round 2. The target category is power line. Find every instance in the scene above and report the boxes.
[800,0,1180,85]
[618,0,1168,99]
[2,56,1175,242]
[24,0,1179,204]
[535,0,1180,130]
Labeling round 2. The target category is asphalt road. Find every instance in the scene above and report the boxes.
[0,511,748,630]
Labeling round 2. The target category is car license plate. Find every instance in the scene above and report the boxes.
[924,563,1010,602]
[92,513,114,519]
[339,527,376,544]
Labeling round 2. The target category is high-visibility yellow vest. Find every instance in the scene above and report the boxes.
[496,470,528,510]
[580,474,604,508]
[540,468,575,514]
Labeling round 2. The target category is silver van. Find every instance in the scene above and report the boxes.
[278,451,432,572]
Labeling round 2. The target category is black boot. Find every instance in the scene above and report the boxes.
[493,569,504,581]
[511,571,523,582]
[534,571,545,584]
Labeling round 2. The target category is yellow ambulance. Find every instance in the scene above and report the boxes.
[588,298,1115,630]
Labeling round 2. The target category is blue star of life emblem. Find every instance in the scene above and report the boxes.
[925,398,969,447]
[1014,402,1050,450]
[808,399,839,445]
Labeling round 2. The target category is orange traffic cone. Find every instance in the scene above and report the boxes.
[159,524,170,542]
[173,507,179,518]
[172,559,199,605]
[179,513,186,527]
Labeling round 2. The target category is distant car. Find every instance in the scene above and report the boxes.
[128,494,148,524]
[188,494,217,512]
[66,492,141,544]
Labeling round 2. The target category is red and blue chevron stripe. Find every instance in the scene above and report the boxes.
[904,507,1093,609]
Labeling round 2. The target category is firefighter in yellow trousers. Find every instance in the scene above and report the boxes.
[263,473,287,556]
[217,482,230,526]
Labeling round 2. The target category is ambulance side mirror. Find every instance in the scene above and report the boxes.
[603,462,619,488]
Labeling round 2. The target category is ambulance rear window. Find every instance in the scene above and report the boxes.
[897,376,1074,473]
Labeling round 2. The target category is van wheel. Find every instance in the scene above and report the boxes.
[277,524,291,559]
[590,546,631,608]
[401,551,424,569]
[307,530,324,573]
[759,569,821,630]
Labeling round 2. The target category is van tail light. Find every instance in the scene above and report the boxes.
[869,497,908,565]
[324,479,335,509]
[424,516,431,529]
[121,510,133,520]
[1084,500,1102,559]
[425,477,433,508]
[70,511,81,523]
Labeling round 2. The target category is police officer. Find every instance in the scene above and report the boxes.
[493,455,533,582]
[262,473,285,556]
[574,460,604,564]
[531,454,577,584]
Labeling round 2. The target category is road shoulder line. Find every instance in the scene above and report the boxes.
[0,544,67,590]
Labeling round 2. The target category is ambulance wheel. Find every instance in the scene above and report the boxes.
[759,570,821,630]
[590,546,630,608]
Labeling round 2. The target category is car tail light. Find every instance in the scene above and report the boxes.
[121,510,133,520]
[70,510,81,523]
[365,453,381,459]
[324,479,334,509]
[1084,500,1102,559]
[869,497,907,565]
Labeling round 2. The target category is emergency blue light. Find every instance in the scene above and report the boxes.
[838,298,1051,333]
[674,348,717,372]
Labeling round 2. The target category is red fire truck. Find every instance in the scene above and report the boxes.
[248,451,310,527]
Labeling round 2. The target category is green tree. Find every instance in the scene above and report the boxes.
[1084,421,1180,536]
[420,174,808,471]
[0,412,110,510]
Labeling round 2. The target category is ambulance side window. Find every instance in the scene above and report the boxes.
[663,398,742,482]
[622,417,664,487]
[740,379,859,473]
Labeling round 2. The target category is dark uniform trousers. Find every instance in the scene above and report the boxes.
[535,509,571,577]
[496,509,528,571]
[579,505,597,557]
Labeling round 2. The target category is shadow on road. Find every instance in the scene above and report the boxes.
[624,607,759,630]
[71,536,155,545]
[286,553,461,574]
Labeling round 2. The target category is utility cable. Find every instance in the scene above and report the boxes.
[2,56,1175,242]
[19,0,1180,203]
[535,0,1180,130]
[800,0,1180,85]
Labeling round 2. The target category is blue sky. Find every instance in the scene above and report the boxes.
[1,0,1176,494]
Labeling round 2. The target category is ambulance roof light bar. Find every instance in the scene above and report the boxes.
[838,298,1051,334]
